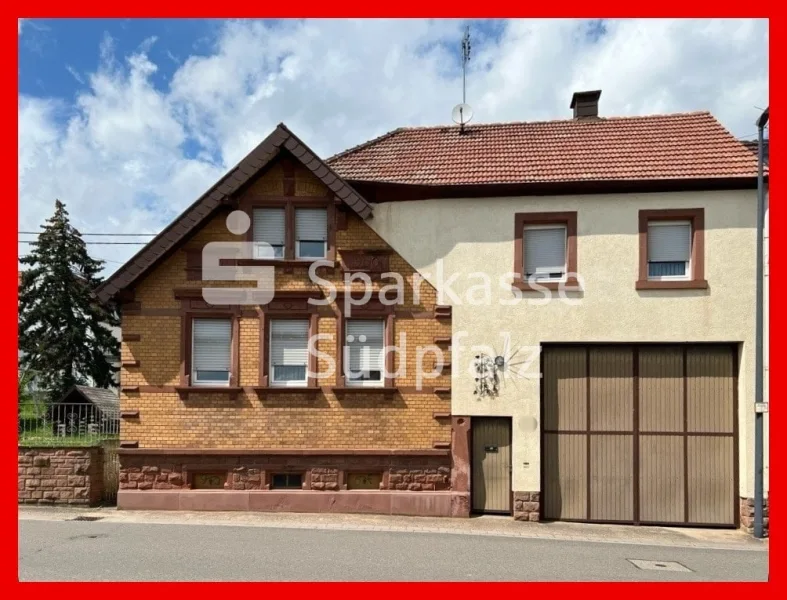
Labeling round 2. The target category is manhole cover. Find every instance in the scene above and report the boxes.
[68,516,103,522]
[628,559,692,573]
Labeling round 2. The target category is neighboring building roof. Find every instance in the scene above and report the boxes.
[742,139,769,165]
[58,385,120,415]
[327,112,761,186]
[95,124,372,303]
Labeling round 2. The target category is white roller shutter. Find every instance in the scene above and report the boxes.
[270,320,309,366]
[270,320,309,383]
[525,226,567,277]
[296,208,328,241]
[253,208,285,245]
[648,221,691,262]
[346,320,384,374]
[192,319,231,383]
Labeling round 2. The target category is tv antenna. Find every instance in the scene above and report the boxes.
[452,25,473,134]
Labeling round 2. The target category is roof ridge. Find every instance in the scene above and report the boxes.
[387,110,714,132]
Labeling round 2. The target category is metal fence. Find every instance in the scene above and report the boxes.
[101,439,120,504]
[18,402,120,447]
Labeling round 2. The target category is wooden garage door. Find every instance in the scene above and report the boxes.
[542,344,737,527]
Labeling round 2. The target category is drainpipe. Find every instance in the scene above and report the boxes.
[754,106,769,538]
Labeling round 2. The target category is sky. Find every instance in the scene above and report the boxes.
[18,18,769,273]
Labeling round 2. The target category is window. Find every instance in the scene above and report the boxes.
[269,319,309,386]
[647,221,691,280]
[513,212,578,291]
[344,320,384,387]
[253,208,285,259]
[524,225,567,281]
[250,205,332,261]
[295,208,328,259]
[191,318,232,386]
[637,209,707,290]
[271,473,303,489]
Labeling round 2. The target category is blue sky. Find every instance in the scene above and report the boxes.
[20,19,219,97]
[18,18,768,272]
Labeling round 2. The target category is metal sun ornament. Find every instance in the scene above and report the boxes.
[473,354,502,398]
[473,338,541,399]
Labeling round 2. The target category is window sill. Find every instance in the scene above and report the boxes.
[221,258,335,268]
[332,386,398,396]
[252,386,322,395]
[512,277,581,291]
[175,386,243,399]
[635,279,708,290]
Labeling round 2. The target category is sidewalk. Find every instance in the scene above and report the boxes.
[19,505,767,552]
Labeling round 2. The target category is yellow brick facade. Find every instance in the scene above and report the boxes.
[120,162,451,450]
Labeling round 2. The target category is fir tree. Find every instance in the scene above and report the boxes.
[18,200,119,401]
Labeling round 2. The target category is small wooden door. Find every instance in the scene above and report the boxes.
[472,417,512,513]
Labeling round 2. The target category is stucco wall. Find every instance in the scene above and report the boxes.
[367,189,764,497]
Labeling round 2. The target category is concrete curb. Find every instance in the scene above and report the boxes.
[18,506,767,553]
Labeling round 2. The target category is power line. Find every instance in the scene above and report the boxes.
[18,240,147,246]
[737,123,769,140]
[19,231,158,237]
[18,255,126,264]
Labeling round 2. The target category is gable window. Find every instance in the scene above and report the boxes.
[253,208,285,259]
[270,319,309,387]
[524,225,567,281]
[344,319,384,387]
[248,203,334,262]
[647,221,691,280]
[637,209,707,290]
[295,208,328,258]
[513,211,578,291]
[192,318,232,386]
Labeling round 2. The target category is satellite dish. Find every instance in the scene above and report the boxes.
[452,103,474,126]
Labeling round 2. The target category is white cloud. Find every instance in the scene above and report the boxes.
[65,65,84,84]
[18,18,769,272]
[18,18,24,35]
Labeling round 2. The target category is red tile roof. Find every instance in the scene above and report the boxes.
[328,112,760,186]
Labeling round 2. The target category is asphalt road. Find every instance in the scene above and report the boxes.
[18,520,767,582]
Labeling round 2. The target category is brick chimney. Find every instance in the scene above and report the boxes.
[570,90,602,118]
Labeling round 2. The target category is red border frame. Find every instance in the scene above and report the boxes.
[9,12,774,589]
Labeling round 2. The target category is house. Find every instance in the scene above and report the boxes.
[98,89,766,531]
[326,90,765,529]
[51,385,120,437]
[96,127,457,515]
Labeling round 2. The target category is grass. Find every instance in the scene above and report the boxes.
[18,402,46,420]
[18,430,119,448]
